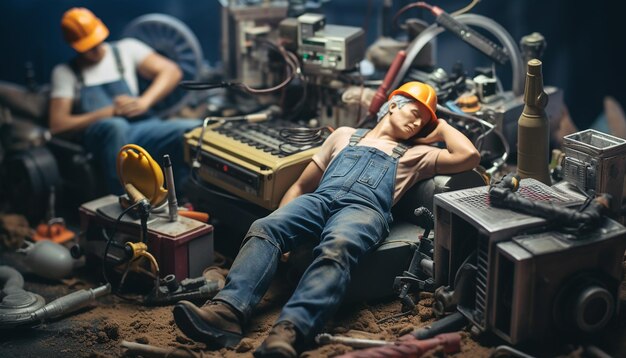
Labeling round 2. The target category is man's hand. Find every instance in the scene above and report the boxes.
[413,120,445,145]
[114,95,151,118]
[49,97,115,134]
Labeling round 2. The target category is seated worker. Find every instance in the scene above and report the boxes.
[173,81,481,357]
[48,8,201,195]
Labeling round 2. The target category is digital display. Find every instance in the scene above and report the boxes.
[302,38,325,47]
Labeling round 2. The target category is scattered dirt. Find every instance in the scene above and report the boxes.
[3,257,625,357]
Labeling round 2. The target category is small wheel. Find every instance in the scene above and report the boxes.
[122,14,204,117]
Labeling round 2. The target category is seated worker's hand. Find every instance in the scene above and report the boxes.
[114,95,151,118]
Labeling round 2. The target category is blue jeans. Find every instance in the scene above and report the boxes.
[214,194,388,338]
[214,129,405,339]
[83,116,201,195]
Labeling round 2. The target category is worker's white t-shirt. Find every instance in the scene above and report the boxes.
[50,38,153,99]
[312,127,441,205]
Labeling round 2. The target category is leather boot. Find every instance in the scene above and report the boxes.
[253,321,299,358]
[173,300,243,347]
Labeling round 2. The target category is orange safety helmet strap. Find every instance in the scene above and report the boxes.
[61,8,109,53]
[389,81,438,124]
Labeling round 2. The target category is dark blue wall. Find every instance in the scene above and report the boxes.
[0,0,222,85]
[0,0,623,129]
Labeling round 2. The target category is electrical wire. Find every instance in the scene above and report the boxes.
[179,39,301,95]
[191,117,221,173]
[392,2,433,30]
[101,201,143,286]
[283,75,310,122]
[118,249,160,300]
[451,0,480,16]
[436,104,509,174]
[392,1,481,29]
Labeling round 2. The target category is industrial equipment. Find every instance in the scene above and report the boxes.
[389,9,564,162]
[433,179,626,344]
[295,13,366,74]
[184,119,325,210]
[75,145,214,280]
[220,0,289,88]
[562,129,626,217]
[78,196,214,282]
[144,273,221,306]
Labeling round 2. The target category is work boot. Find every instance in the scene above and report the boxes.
[173,300,243,348]
[253,321,299,358]
[202,266,228,290]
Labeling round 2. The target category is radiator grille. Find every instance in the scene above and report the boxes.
[475,236,489,327]
[450,182,576,224]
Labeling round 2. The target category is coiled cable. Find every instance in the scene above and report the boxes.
[278,126,333,154]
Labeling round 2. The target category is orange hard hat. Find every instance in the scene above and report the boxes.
[61,8,109,53]
[389,81,438,123]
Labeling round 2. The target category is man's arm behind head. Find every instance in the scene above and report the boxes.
[414,120,481,175]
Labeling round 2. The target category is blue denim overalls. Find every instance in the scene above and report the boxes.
[70,43,201,194]
[214,128,408,339]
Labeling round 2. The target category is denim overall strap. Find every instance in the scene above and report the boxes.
[349,128,369,146]
[111,44,125,77]
[70,43,124,85]
[70,43,134,114]
[392,142,409,159]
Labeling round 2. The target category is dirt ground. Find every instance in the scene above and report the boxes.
[2,257,625,358]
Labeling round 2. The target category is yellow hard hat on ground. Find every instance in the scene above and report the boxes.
[61,8,109,53]
[389,81,438,123]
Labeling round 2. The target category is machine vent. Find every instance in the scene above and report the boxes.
[475,236,489,326]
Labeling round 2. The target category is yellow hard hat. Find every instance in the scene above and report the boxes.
[117,144,168,207]
[61,8,109,53]
[389,81,438,123]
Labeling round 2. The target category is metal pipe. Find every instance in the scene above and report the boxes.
[163,154,178,222]
[120,341,197,358]
[412,311,468,340]
[316,333,393,349]
[32,284,111,321]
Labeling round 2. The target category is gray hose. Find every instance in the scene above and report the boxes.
[0,265,46,328]
[0,266,25,295]
[1,265,110,328]
[391,14,524,96]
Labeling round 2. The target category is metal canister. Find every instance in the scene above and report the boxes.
[517,59,551,185]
